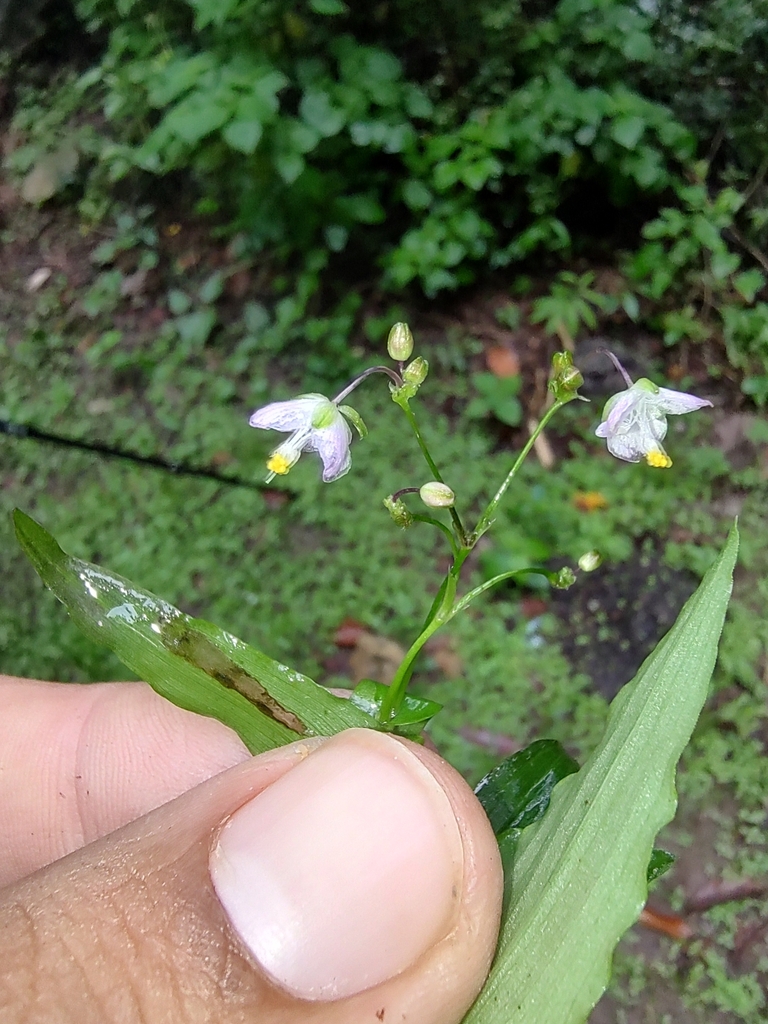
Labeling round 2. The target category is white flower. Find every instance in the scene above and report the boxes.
[595,377,712,467]
[249,394,364,482]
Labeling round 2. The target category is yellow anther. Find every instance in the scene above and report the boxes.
[646,449,672,468]
[267,453,292,475]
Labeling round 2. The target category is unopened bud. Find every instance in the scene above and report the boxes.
[387,322,414,362]
[551,566,576,590]
[402,356,428,386]
[578,550,602,572]
[549,350,584,401]
[419,481,455,508]
[384,495,413,528]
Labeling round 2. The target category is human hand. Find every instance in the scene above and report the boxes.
[0,675,502,1023]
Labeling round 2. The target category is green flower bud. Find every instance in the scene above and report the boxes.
[551,566,576,590]
[549,351,584,402]
[387,322,414,362]
[419,481,455,508]
[384,495,413,528]
[578,550,602,572]
[402,356,428,386]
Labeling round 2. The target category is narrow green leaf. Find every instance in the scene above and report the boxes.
[13,511,376,753]
[465,525,738,1024]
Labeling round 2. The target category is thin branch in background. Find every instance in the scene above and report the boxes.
[742,154,768,208]
[725,225,768,275]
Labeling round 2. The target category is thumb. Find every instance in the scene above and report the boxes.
[0,729,502,1024]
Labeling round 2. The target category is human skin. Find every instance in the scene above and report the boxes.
[0,675,502,1024]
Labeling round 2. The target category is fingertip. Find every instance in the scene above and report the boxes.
[0,676,250,885]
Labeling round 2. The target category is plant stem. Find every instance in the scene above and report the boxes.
[333,365,402,404]
[399,400,468,544]
[379,553,468,723]
[452,567,552,616]
[411,514,459,556]
[472,400,565,543]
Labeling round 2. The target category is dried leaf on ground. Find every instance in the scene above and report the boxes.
[639,906,694,941]
[21,145,79,204]
[348,630,405,685]
[486,345,521,378]
[425,634,463,678]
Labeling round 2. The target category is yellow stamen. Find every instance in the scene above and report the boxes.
[646,449,672,468]
[267,453,292,475]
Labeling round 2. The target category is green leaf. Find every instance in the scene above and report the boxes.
[610,115,645,150]
[309,0,348,14]
[163,92,232,145]
[692,214,723,252]
[475,741,579,887]
[710,248,741,282]
[175,309,217,347]
[223,118,263,154]
[198,271,224,304]
[274,150,305,184]
[300,89,346,137]
[13,511,377,754]
[349,679,442,738]
[733,268,766,303]
[146,54,217,107]
[402,179,433,211]
[465,525,738,1024]
[646,848,675,885]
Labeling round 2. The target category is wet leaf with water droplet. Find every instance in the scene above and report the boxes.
[13,510,376,753]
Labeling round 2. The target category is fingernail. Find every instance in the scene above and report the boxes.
[210,729,463,1000]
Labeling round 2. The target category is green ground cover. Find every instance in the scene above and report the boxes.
[2,264,767,1017]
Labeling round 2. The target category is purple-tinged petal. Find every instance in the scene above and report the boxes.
[249,394,326,432]
[598,388,640,437]
[656,388,713,415]
[312,415,353,482]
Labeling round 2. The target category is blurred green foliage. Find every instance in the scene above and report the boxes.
[7,0,768,391]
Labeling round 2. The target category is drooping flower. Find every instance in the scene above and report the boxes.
[249,394,365,483]
[595,364,712,468]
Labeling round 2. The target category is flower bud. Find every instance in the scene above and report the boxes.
[387,322,414,362]
[402,357,428,386]
[419,481,455,508]
[383,495,413,528]
[578,550,602,572]
[551,566,576,590]
[549,351,584,402]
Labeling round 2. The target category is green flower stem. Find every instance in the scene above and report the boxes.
[380,548,471,723]
[381,567,551,727]
[398,400,468,545]
[452,568,552,616]
[472,400,565,543]
[379,614,446,724]
[411,514,459,556]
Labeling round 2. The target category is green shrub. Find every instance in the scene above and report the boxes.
[69,0,695,296]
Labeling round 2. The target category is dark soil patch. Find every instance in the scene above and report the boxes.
[551,541,699,699]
